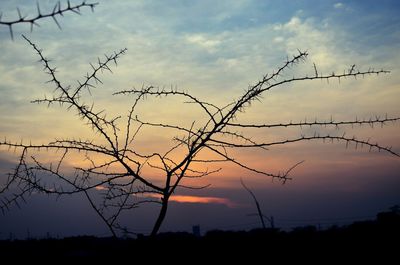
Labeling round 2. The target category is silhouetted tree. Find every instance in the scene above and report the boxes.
[0,35,399,237]
[0,1,98,40]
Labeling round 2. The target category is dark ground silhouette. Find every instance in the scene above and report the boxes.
[1,209,398,261]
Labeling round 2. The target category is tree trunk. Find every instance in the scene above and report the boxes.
[150,196,169,237]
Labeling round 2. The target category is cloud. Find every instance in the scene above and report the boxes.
[185,34,221,52]
[143,192,238,208]
[170,195,238,208]
[334,3,344,9]
[272,16,339,70]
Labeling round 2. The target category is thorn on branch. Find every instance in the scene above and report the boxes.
[313,63,318,77]
[349,64,356,74]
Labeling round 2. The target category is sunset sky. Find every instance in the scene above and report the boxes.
[0,0,399,238]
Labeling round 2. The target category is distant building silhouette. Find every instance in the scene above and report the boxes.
[192,225,201,237]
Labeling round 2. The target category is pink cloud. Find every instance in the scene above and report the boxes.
[94,186,107,191]
[169,195,237,208]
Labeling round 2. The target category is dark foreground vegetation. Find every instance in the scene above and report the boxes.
[1,210,398,260]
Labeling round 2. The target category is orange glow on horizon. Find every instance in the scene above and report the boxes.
[169,195,237,208]
[144,193,238,208]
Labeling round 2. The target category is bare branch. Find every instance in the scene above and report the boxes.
[227,116,400,129]
[241,178,266,229]
[210,134,399,157]
[0,1,98,40]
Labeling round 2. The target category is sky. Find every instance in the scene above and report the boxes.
[0,0,399,238]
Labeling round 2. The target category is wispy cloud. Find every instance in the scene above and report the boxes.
[185,34,221,53]
[334,3,344,9]
[142,193,238,208]
[170,195,238,208]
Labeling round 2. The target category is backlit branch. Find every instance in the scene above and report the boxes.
[209,134,399,157]
[24,35,127,152]
[0,1,98,40]
[227,116,400,129]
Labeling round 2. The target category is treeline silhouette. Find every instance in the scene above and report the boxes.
[1,209,398,260]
